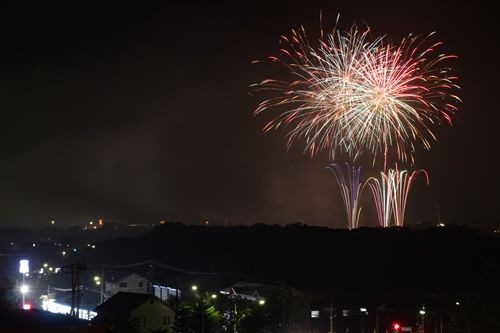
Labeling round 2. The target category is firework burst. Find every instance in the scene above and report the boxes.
[251,19,460,164]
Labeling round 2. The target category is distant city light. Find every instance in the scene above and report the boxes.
[94,276,100,281]
[23,303,31,310]
[19,260,29,274]
[211,294,217,299]
[419,309,426,315]
[32,243,36,247]
[43,263,48,268]
[437,223,445,227]
[456,301,460,306]
[360,307,367,312]
[191,285,198,291]
[50,220,55,226]
[91,245,96,249]
[42,300,96,320]
[62,251,66,256]
[311,310,319,318]
[258,299,266,305]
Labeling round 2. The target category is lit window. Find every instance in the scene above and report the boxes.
[311,310,320,318]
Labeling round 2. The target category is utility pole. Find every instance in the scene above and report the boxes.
[100,264,104,304]
[329,303,334,333]
[173,276,180,333]
[280,284,289,333]
[232,299,238,333]
[64,262,86,317]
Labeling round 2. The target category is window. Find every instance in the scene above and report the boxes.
[311,310,320,318]
[119,282,127,288]
[131,317,146,327]
[138,281,143,288]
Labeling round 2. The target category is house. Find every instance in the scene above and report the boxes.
[105,273,180,303]
[105,273,149,295]
[92,292,175,333]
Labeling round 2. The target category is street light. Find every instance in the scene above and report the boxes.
[258,299,266,306]
[19,260,29,308]
[20,285,29,308]
[20,285,29,294]
[419,307,426,333]
[191,285,205,333]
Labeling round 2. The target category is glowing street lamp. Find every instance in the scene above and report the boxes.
[19,260,29,308]
[20,284,29,308]
[191,285,198,291]
[419,306,426,332]
[258,299,266,306]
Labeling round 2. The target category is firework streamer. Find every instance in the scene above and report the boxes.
[326,163,367,229]
[368,167,430,227]
[367,172,393,227]
[390,168,430,226]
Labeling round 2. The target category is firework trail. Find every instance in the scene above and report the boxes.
[251,20,460,164]
[368,167,429,227]
[367,172,393,227]
[326,163,367,229]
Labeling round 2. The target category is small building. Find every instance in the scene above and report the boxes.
[152,284,178,303]
[104,273,180,303]
[92,292,175,333]
[105,273,149,295]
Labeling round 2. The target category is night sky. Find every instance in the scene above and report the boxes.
[0,2,497,227]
